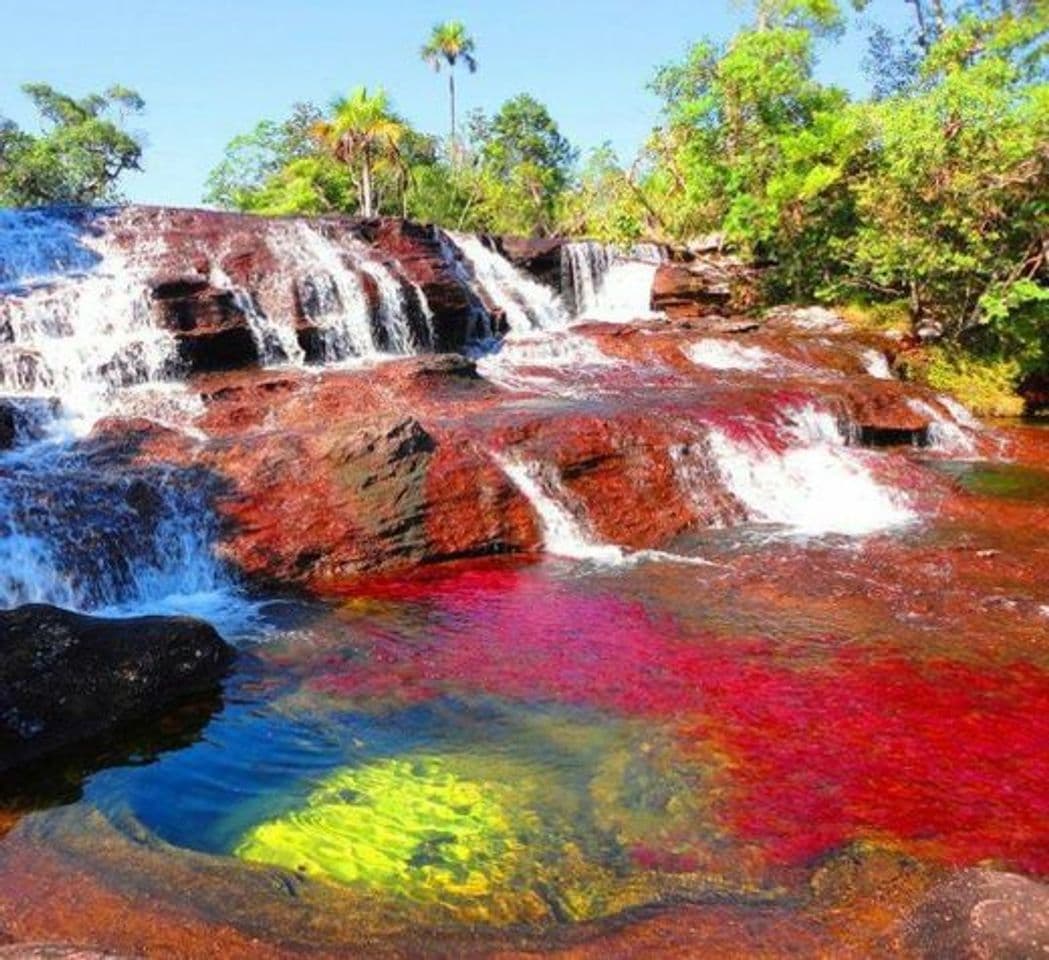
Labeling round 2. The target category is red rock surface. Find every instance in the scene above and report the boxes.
[88,309,1002,594]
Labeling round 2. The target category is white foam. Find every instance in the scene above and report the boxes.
[708,405,914,536]
[447,232,567,333]
[862,349,893,379]
[685,339,776,372]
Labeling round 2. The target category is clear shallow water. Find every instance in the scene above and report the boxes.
[7,531,1041,934]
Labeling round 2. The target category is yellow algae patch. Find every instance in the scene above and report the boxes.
[235,757,540,915]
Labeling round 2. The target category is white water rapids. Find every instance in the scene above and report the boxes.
[0,208,980,627]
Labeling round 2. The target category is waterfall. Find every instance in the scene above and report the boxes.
[561,241,665,322]
[0,210,254,631]
[445,232,567,333]
[285,223,425,361]
[707,404,915,536]
[494,455,626,562]
[907,398,979,456]
[861,349,893,380]
[562,241,612,316]
[0,210,180,434]
[495,454,714,567]
[209,264,306,367]
[0,441,253,632]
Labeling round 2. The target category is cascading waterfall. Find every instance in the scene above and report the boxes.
[496,454,715,567]
[0,440,250,630]
[562,241,666,322]
[907,398,979,456]
[562,241,612,317]
[209,264,305,367]
[446,232,567,333]
[0,209,250,629]
[706,404,915,536]
[0,210,180,434]
[494,455,626,563]
[284,223,429,360]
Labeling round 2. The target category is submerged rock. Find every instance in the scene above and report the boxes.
[904,869,1049,959]
[0,604,232,772]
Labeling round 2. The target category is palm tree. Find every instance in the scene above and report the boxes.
[420,20,478,156]
[312,86,406,217]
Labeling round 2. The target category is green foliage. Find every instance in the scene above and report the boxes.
[467,94,578,235]
[421,20,478,150]
[557,145,648,242]
[900,345,1027,417]
[0,83,144,206]
[420,20,478,74]
[847,9,1048,346]
[313,86,410,217]
[204,103,322,209]
[206,89,577,237]
[635,0,1047,394]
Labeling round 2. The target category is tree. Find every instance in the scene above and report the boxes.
[420,20,478,155]
[846,9,1049,352]
[0,83,144,206]
[204,102,322,209]
[311,86,408,217]
[645,19,866,292]
[470,94,578,235]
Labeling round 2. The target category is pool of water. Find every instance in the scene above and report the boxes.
[4,517,1039,940]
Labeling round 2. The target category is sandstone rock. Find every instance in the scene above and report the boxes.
[0,946,130,959]
[360,217,479,351]
[150,274,259,372]
[651,256,760,320]
[0,605,232,772]
[904,868,1049,959]
[497,236,564,292]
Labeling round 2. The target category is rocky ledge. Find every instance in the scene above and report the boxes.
[0,605,232,772]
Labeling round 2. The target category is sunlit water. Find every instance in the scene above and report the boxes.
[1,211,1047,949]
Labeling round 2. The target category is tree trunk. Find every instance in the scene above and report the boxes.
[361,154,374,217]
[449,71,457,163]
[906,0,931,50]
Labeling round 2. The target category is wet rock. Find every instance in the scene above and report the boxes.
[209,390,541,590]
[150,274,260,372]
[904,868,1049,959]
[0,605,232,773]
[361,217,477,351]
[651,256,761,320]
[0,397,60,450]
[0,402,15,450]
[497,236,564,291]
[0,947,130,959]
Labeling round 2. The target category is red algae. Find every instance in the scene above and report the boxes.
[314,565,1049,876]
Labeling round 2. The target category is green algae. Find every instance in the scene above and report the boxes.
[235,756,534,907]
[232,716,773,925]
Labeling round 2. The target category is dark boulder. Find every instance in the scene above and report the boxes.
[496,236,564,292]
[0,402,14,450]
[149,274,260,372]
[0,605,232,772]
[0,397,59,451]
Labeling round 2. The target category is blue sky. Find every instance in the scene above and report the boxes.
[0,0,910,206]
